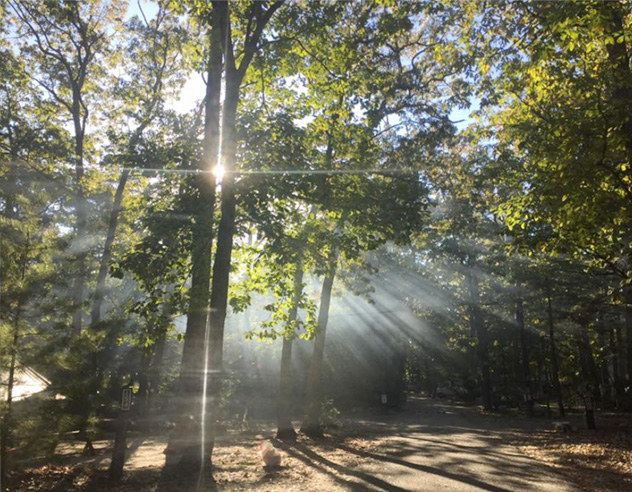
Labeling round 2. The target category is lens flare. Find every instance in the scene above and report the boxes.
[213,164,225,183]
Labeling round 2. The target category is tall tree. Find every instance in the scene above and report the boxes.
[165,0,224,470]
[91,3,187,327]
[206,2,284,454]
[9,0,125,334]
[167,0,284,470]
[459,0,632,400]
[0,40,58,485]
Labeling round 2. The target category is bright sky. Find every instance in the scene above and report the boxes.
[125,1,477,128]
[450,100,479,132]
[126,0,205,114]
[169,75,207,114]
[125,0,158,21]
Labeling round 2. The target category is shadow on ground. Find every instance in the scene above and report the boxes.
[13,396,630,491]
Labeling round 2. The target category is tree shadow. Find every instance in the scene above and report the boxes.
[276,439,411,492]
[88,434,147,470]
[336,442,516,492]
[277,396,578,492]
[154,465,218,492]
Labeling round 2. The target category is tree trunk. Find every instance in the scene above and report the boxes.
[70,180,88,336]
[90,169,130,326]
[276,265,304,441]
[109,408,128,482]
[0,232,28,487]
[87,170,131,426]
[298,117,342,437]
[301,265,337,438]
[600,1,632,164]
[577,317,601,401]
[625,288,632,388]
[546,282,565,417]
[516,283,533,416]
[601,4,632,387]
[166,3,224,471]
[148,311,169,412]
[535,336,545,401]
[0,301,21,489]
[189,1,281,466]
[70,89,88,336]
[467,271,492,411]
[91,28,173,327]
[203,0,284,456]
[597,315,612,407]
[137,349,152,419]
[204,78,240,464]
[613,323,625,403]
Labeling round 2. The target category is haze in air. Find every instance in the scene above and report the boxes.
[1,1,631,492]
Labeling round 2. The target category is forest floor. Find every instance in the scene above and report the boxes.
[9,396,632,492]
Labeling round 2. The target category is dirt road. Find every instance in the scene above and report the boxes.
[281,395,573,492]
[15,396,583,492]
[150,396,576,492]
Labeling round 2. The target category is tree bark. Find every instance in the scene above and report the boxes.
[535,336,544,398]
[516,282,533,416]
[467,271,492,411]
[204,80,239,463]
[301,269,336,438]
[600,1,632,163]
[601,3,632,387]
[597,315,612,406]
[546,282,565,417]
[276,265,304,441]
[0,232,28,487]
[87,169,130,392]
[166,3,224,471]
[136,349,152,419]
[625,288,632,388]
[90,168,130,326]
[300,119,343,436]
[203,0,283,462]
[70,91,88,336]
[612,323,625,403]
[148,305,169,412]
[0,301,21,488]
[577,317,601,401]
[90,34,169,327]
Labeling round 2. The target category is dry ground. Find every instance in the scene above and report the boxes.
[519,417,632,492]
[8,397,632,492]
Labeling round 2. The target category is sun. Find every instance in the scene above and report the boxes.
[213,163,225,183]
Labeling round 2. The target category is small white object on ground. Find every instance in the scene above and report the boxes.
[259,440,282,467]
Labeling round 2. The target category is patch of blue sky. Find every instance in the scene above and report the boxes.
[450,98,480,132]
[125,0,159,22]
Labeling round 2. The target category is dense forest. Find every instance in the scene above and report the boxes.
[1,0,632,490]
